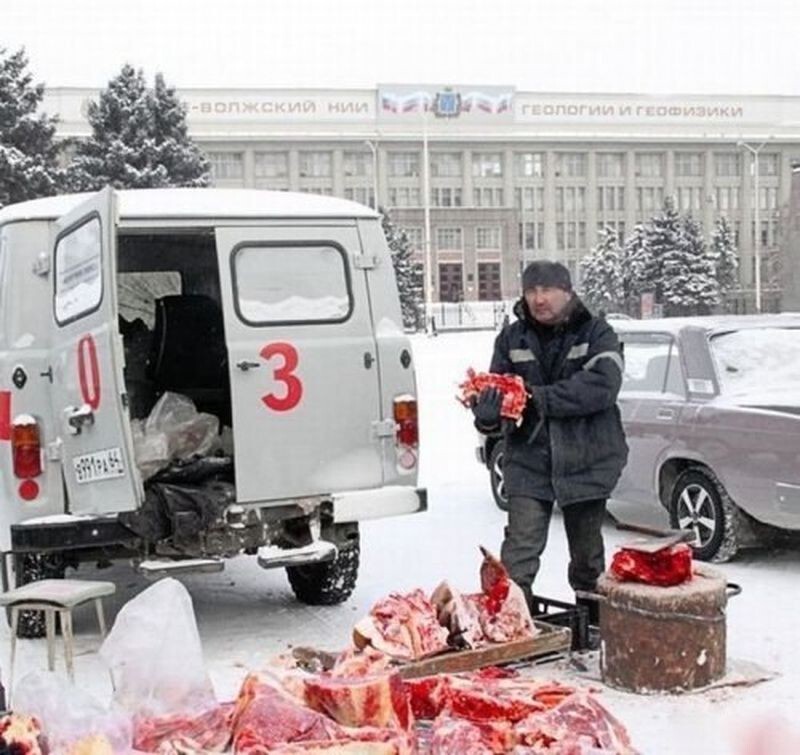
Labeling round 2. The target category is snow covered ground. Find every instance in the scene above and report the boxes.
[3,329,800,754]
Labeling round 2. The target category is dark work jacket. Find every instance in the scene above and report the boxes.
[481,296,629,506]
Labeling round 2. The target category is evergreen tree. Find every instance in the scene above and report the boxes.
[709,215,739,298]
[67,65,210,190]
[621,222,651,314]
[642,197,683,305]
[380,209,424,330]
[0,47,64,208]
[579,226,623,313]
[661,214,720,315]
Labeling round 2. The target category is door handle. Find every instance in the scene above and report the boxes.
[236,360,261,372]
[657,408,675,420]
[65,404,95,436]
[363,352,375,369]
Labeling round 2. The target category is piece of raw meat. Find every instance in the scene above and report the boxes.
[610,543,692,587]
[134,704,234,752]
[268,737,414,754]
[353,589,450,661]
[457,369,530,422]
[303,671,413,731]
[430,581,485,648]
[429,716,515,754]
[330,647,394,678]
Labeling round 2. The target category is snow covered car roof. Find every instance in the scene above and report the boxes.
[612,313,800,336]
[0,188,379,224]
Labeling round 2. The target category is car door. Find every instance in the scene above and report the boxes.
[215,224,384,504]
[50,188,142,514]
[612,334,684,518]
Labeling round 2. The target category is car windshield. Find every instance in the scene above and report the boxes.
[710,327,800,395]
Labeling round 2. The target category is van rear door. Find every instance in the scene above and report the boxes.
[50,188,142,514]
[215,225,384,503]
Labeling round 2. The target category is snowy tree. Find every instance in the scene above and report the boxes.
[641,198,683,305]
[660,214,720,315]
[380,209,424,330]
[620,222,651,315]
[67,65,210,190]
[579,226,624,313]
[709,215,739,298]
[0,47,64,208]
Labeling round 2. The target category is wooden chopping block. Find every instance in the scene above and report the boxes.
[597,564,729,693]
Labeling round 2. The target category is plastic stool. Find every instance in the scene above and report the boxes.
[0,579,116,683]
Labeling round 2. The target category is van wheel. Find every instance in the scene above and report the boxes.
[489,442,508,510]
[669,468,740,563]
[287,537,360,606]
[12,552,66,638]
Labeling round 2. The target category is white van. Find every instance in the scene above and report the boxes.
[0,188,424,633]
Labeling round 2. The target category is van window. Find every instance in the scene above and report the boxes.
[233,244,352,324]
[119,271,182,329]
[55,216,102,324]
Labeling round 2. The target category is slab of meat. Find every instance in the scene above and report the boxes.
[610,543,693,587]
[429,581,484,649]
[232,675,345,754]
[303,671,413,731]
[353,589,450,661]
[429,716,515,755]
[268,737,413,754]
[457,368,529,422]
[516,692,637,754]
[0,713,45,755]
[133,704,234,752]
[330,647,394,678]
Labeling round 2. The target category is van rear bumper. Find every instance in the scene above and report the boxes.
[332,486,427,523]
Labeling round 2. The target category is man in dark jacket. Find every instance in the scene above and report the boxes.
[472,261,628,621]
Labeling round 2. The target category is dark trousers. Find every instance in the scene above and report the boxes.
[500,495,606,609]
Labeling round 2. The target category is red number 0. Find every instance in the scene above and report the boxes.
[260,342,303,412]
[77,335,101,410]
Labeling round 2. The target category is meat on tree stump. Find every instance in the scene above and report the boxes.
[597,564,730,693]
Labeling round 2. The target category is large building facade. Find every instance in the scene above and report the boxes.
[44,86,800,306]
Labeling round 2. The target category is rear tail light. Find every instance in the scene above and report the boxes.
[12,415,42,479]
[393,396,418,470]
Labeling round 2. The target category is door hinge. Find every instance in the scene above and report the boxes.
[372,419,396,438]
[353,255,379,270]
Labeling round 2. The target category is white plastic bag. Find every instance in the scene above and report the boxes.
[13,671,133,753]
[99,578,217,718]
[132,392,219,480]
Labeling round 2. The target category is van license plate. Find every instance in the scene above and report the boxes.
[73,448,126,484]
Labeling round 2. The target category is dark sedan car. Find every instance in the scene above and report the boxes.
[478,314,800,561]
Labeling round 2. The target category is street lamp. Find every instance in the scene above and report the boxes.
[363,140,379,210]
[737,140,768,313]
[421,106,434,330]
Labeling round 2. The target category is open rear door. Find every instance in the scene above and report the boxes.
[215,225,384,504]
[50,187,142,515]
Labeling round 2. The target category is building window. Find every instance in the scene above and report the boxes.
[636,187,665,213]
[715,187,740,211]
[300,186,333,196]
[554,152,587,178]
[343,187,375,207]
[474,187,504,207]
[675,152,703,177]
[597,186,625,212]
[476,226,502,250]
[388,152,420,177]
[254,151,288,179]
[299,151,332,178]
[431,187,463,207]
[759,186,779,210]
[596,153,625,179]
[556,187,586,213]
[404,227,423,251]
[436,227,463,250]
[388,187,421,207]
[343,151,374,178]
[759,154,780,176]
[431,152,463,178]
[208,151,244,180]
[516,152,544,178]
[714,153,741,177]
[636,153,664,178]
[556,221,586,250]
[677,186,703,211]
[519,222,544,251]
[438,263,464,302]
[478,263,502,301]
[472,152,503,178]
[597,221,625,241]
[515,186,545,212]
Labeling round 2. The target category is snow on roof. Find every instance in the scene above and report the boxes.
[0,188,379,225]
[613,313,800,336]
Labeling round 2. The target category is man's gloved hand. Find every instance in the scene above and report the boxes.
[472,387,503,428]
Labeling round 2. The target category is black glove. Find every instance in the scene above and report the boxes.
[472,387,503,429]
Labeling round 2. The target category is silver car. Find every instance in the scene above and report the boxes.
[479,314,800,562]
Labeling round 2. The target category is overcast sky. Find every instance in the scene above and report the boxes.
[3,0,799,95]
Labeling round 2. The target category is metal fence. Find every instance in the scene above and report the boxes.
[424,300,517,331]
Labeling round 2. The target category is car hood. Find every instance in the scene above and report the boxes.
[714,387,800,417]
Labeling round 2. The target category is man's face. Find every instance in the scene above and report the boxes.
[524,286,572,325]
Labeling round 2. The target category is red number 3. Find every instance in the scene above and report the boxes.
[260,342,303,412]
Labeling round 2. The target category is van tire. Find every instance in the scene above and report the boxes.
[11,552,66,638]
[286,540,360,606]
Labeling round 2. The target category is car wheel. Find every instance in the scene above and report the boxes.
[669,467,740,562]
[286,529,360,606]
[489,442,509,511]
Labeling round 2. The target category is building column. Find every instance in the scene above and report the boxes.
[702,150,715,238]
[462,149,473,206]
[625,149,637,233]
[288,149,300,192]
[586,151,598,249]
[740,150,754,286]
[544,150,557,258]
[333,149,344,197]
[378,147,389,207]
[665,150,675,204]
[243,149,255,189]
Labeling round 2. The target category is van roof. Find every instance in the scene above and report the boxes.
[0,188,380,224]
